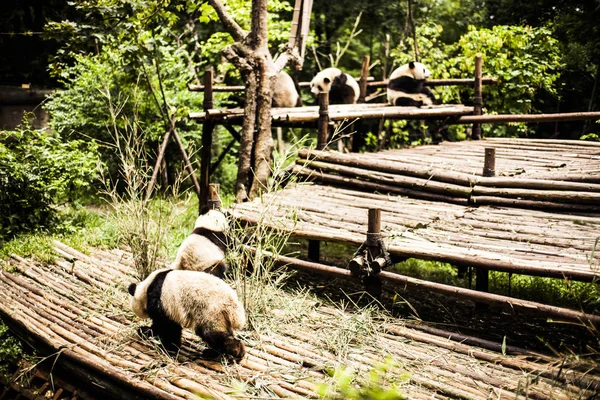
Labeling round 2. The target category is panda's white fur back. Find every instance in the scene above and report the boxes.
[172,235,225,272]
[171,209,229,274]
[310,67,360,104]
[130,268,245,333]
[387,61,435,107]
[161,270,245,332]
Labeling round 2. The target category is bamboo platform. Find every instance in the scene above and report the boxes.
[1,242,599,399]
[230,139,600,283]
[189,103,475,127]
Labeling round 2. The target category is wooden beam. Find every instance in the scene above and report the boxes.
[255,249,600,325]
[200,67,215,212]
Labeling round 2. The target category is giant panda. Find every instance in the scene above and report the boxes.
[387,61,436,107]
[310,67,360,104]
[171,208,229,278]
[128,268,246,359]
[272,71,303,108]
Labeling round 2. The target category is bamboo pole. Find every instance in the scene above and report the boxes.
[298,158,473,197]
[200,67,215,212]
[317,92,329,150]
[358,56,370,103]
[250,250,600,324]
[456,111,600,124]
[472,55,483,140]
[293,165,471,205]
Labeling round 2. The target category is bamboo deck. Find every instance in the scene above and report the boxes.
[231,139,600,283]
[1,242,599,399]
[189,103,475,126]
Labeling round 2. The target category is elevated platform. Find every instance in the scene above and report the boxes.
[189,103,475,127]
[231,138,600,304]
[1,242,599,399]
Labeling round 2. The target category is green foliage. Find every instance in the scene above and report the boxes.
[0,121,100,241]
[384,24,564,145]
[318,359,409,399]
[0,234,56,264]
[0,318,26,379]
[451,25,563,137]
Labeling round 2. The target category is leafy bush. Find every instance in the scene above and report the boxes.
[451,25,563,137]
[0,122,99,241]
[388,24,563,143]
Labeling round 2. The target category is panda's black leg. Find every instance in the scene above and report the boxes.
[149,318,182,353]
[394,97,424,107]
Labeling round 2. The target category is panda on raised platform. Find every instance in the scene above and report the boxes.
[128,268,246,359]
[272,70,303,108]
[387,61,436,107]
[171,208,230,278]
[310,67,360,104]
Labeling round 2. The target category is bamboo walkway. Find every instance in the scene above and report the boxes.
[232,139,600,283]
[1,242,599,399]
[189,103,475,127]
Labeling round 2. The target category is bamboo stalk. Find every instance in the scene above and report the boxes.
[299,158,473,197]
[457,111,600,124]
[294,165,471,205]
[250,250,600,320]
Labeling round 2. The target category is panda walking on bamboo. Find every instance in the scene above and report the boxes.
[128,268,246,360]
[127,207,246,360]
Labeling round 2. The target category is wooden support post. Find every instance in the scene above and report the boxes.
[367,208,381,243]
[483,147,496,177]
[308,240,320,262]
[200,67,215,212]
[475,145,494,304]
[317,92,329,150]
[472,55,483,140]
[358,56,370,103]
[365,208,383,299]
[207,183,221,210]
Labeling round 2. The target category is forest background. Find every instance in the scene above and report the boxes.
[0,0,599,239]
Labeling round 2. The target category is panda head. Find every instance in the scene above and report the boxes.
[310,68,342,96]
[127,269,166,319]
[392,61,432,81]
[194,208,228,233]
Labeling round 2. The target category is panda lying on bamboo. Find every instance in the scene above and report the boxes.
[128,268,246,359]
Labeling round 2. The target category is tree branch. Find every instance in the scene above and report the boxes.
[207,0,246,42]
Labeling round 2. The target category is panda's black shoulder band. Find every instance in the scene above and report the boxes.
[192,228,229,253]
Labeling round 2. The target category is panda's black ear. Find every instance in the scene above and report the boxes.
[324,77,331,84]
[409,61,415,69]
[128,283,137,296]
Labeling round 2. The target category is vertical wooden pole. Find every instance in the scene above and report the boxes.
[200,67,214,212]
[472,55,483,140]
[367,208,381,241]
[483,147,496,177]
[317,92,329,150]
[365,208,383,299]
[308,240,320,262]
[476,144,492,306]
[358,56,370,103]
[208,183,221,210]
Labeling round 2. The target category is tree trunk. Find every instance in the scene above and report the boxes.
[207,0,302,202]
